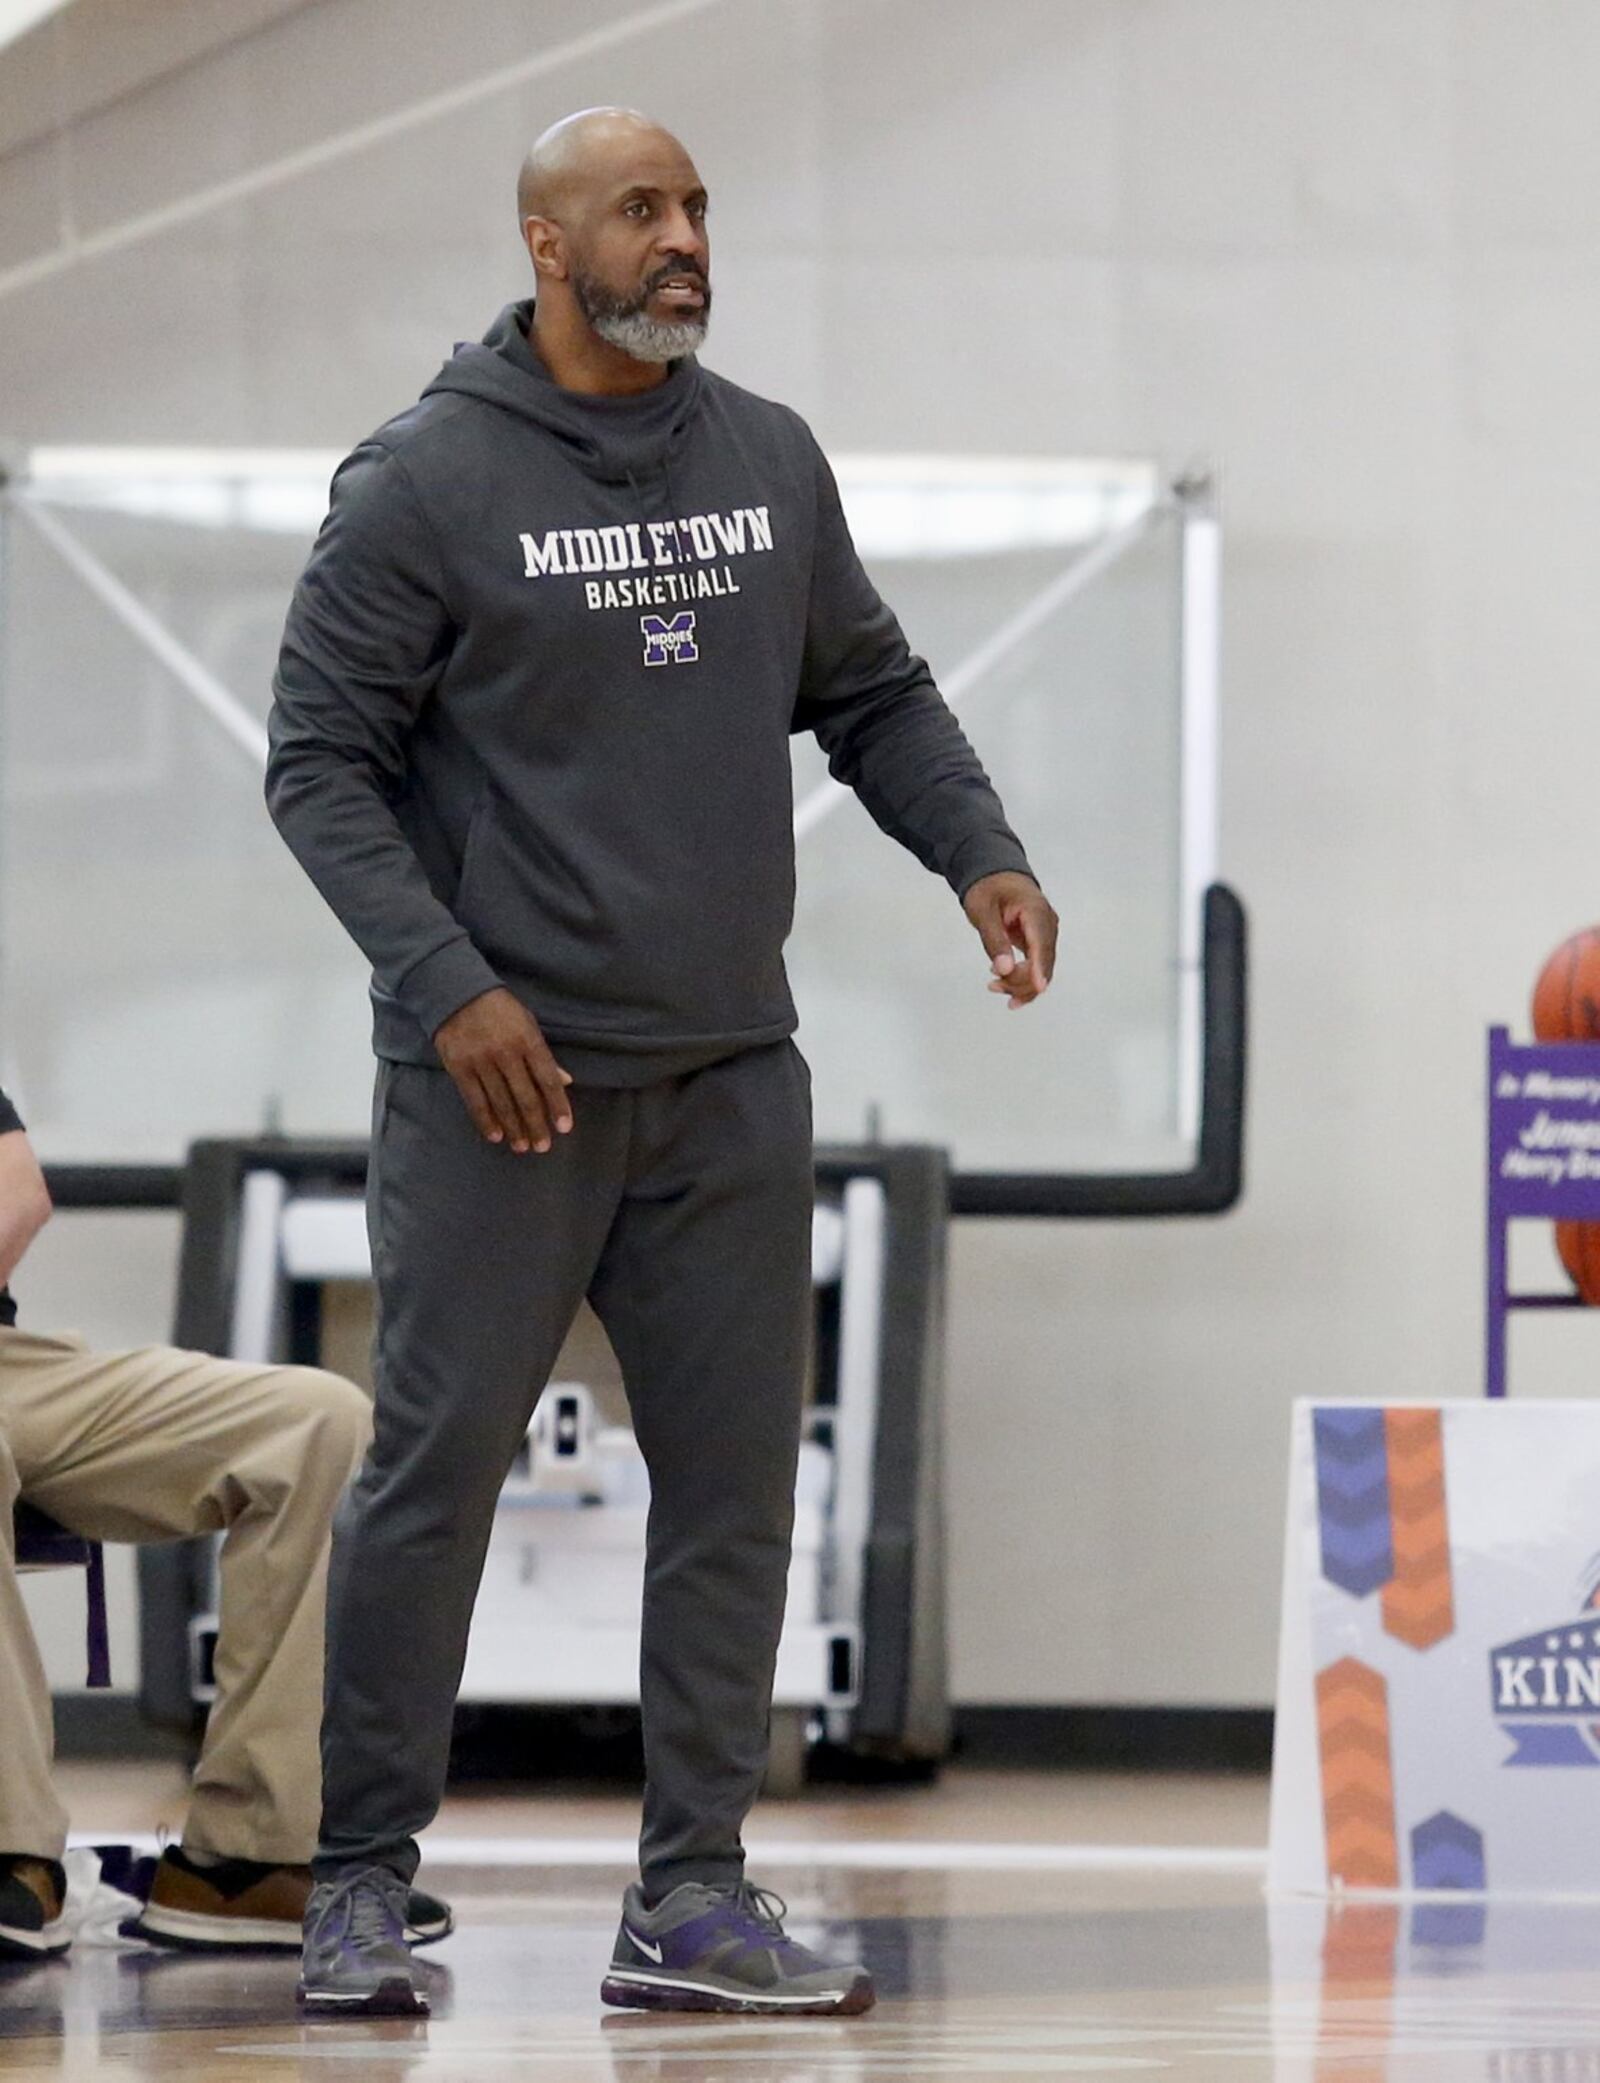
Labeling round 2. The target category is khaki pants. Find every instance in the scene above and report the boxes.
[0,1325,369,1866]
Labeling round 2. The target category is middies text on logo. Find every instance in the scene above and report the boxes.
[641,612,698,667]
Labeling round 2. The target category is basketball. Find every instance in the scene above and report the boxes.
[1532,927,1600,1041]
[1557,1222,1600,1305]
[1533,932,1600,1302]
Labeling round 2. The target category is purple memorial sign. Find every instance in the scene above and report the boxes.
[1485,1026,1600,1396]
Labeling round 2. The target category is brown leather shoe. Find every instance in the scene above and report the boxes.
[125,1847,452,1952]
[0,1854,69,1959]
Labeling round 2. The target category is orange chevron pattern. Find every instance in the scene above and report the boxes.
[1321,1901,1399,1983]
[1316,1657,1399,1888]
[1317,1903,1398,2082]
[1380,1407,1454,1651]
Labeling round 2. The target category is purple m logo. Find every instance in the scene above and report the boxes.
[640,611,699,666]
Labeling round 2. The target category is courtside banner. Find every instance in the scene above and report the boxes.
[1270,1399,1600,1896]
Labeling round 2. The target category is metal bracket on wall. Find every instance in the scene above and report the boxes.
[949,879,1248,1218]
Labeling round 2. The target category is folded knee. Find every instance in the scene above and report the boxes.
[281,1368,372,1465]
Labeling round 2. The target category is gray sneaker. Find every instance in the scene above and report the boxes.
[297,1864,428,2015]
[600,1879,874,2014]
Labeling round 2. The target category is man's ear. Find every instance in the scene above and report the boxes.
[523,216,568,282]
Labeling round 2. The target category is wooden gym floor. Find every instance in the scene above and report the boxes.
[3,1763,1594,2078]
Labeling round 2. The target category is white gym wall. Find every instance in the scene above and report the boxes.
[5,0,1598,1706]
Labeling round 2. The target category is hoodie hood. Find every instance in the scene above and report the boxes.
[422,298,703,487]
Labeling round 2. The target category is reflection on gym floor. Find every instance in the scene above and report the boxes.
[5,1792,1600,2080]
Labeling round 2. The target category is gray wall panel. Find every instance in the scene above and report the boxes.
[5,0,1597,1709]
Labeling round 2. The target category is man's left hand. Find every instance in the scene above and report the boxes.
[962,872,1058,1010]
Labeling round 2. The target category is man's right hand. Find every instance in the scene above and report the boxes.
[433,988,574,1154]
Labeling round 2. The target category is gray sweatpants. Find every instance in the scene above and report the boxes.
[316,1039,814,1895]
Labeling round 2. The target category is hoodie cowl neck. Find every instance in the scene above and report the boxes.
[422,298,702,487]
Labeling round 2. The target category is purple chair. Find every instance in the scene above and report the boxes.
[13,1502,110,1687]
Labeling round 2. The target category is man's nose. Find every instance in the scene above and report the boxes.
[656,210,707,264]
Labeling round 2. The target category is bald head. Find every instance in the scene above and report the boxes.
[518,107,685,227]
[516,107,712,379]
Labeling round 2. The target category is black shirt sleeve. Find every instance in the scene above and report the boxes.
[267,442,500,1041]
[789,432,1035,900]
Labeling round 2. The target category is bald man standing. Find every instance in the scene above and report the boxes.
[269,108,1055,2018]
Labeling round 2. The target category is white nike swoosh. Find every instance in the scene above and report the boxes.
[625,1927,664,1963]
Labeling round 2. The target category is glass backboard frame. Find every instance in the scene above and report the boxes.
[0,446,1243,1216]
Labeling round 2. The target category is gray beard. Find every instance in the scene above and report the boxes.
[572,264,710,364]
[590,308,708,363]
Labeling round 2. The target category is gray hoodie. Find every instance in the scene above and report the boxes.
[267,300,1034,1079]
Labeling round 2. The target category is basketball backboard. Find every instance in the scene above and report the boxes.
[0,444,1226,1191]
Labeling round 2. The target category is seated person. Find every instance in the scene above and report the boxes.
[0,1086,450,1959]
